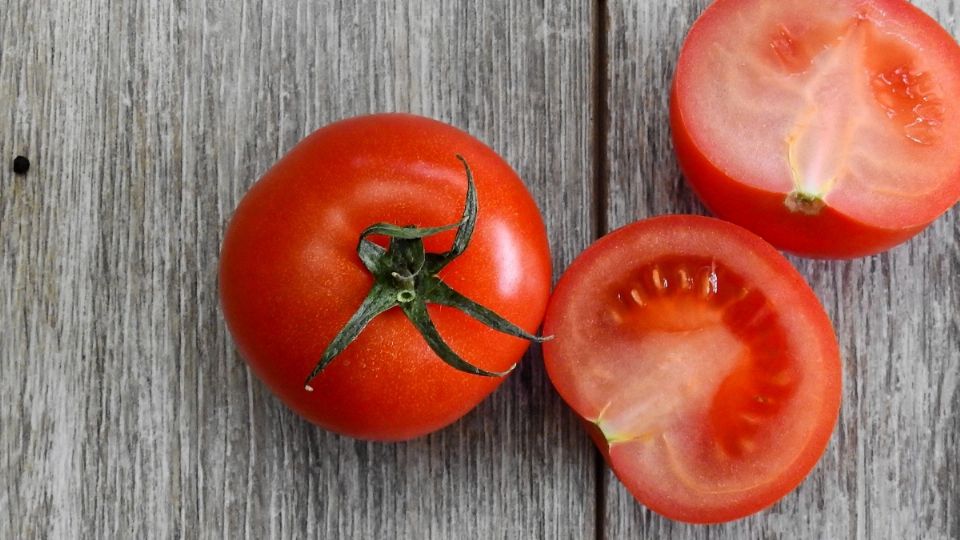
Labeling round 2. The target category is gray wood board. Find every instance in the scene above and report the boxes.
[3,0,960,538]
[1,1,597,538]
[602,0,960,539]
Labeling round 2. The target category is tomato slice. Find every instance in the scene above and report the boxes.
[672,0,960,257]
[542,216,841,523]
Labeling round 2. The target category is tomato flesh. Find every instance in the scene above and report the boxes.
[542,216,841,523]
[672,0,960,257]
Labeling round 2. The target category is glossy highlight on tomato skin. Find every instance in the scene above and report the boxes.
[542,216,841,523]
[219,113,552,441]
[671,0,960,259]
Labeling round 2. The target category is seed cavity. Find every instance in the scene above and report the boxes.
[871,66,943,145]
[772,12,945,208]
[611,261,730,310]
[769,24,813,73]
[601,256,803,464]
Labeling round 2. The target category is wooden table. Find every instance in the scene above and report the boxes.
[3,1,958,538]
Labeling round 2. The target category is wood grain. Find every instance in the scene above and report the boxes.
[4,0,959,537]
[602,0,960,538]
[0,1,597,538]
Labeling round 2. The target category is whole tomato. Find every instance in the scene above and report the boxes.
[219,114,552,441]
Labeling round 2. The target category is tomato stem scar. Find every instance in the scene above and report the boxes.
[302,155,549,391]
[784,190,826,215]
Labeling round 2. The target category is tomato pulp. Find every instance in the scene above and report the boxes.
[543,216,841,523]
[219,114,552,441]
[672,0,960,258]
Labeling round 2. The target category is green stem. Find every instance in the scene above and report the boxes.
[303,155,548,391]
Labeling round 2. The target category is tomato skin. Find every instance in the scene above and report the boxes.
[542,215,841,523]
[670,92,924,258]
[219,114,551,441]
[671,0,960,259]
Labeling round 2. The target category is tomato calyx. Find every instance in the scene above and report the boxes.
[303,155,550,391]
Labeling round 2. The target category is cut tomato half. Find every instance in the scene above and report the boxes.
[542,216,841,523]
[672,0,960,258]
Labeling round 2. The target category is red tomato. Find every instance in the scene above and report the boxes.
[672,0,960,258]
[219,114,551,441]
[542,215,841,523]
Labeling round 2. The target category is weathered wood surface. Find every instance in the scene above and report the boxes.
[602,1,960,539]
[1,1,596,538]
[1,0,957,538]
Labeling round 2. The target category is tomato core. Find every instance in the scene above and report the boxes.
[590,256,797,464]
[764,11,948,204]
[673,0,960,256]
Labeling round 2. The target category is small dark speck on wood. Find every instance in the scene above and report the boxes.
[12,155,30,175]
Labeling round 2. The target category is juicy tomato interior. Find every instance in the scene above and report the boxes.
[542,216,841,523]
[675,0,960,229]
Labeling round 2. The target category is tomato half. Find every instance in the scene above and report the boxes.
[219,113,552,441]
[542,215,841,523]
[672,0,960,258]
